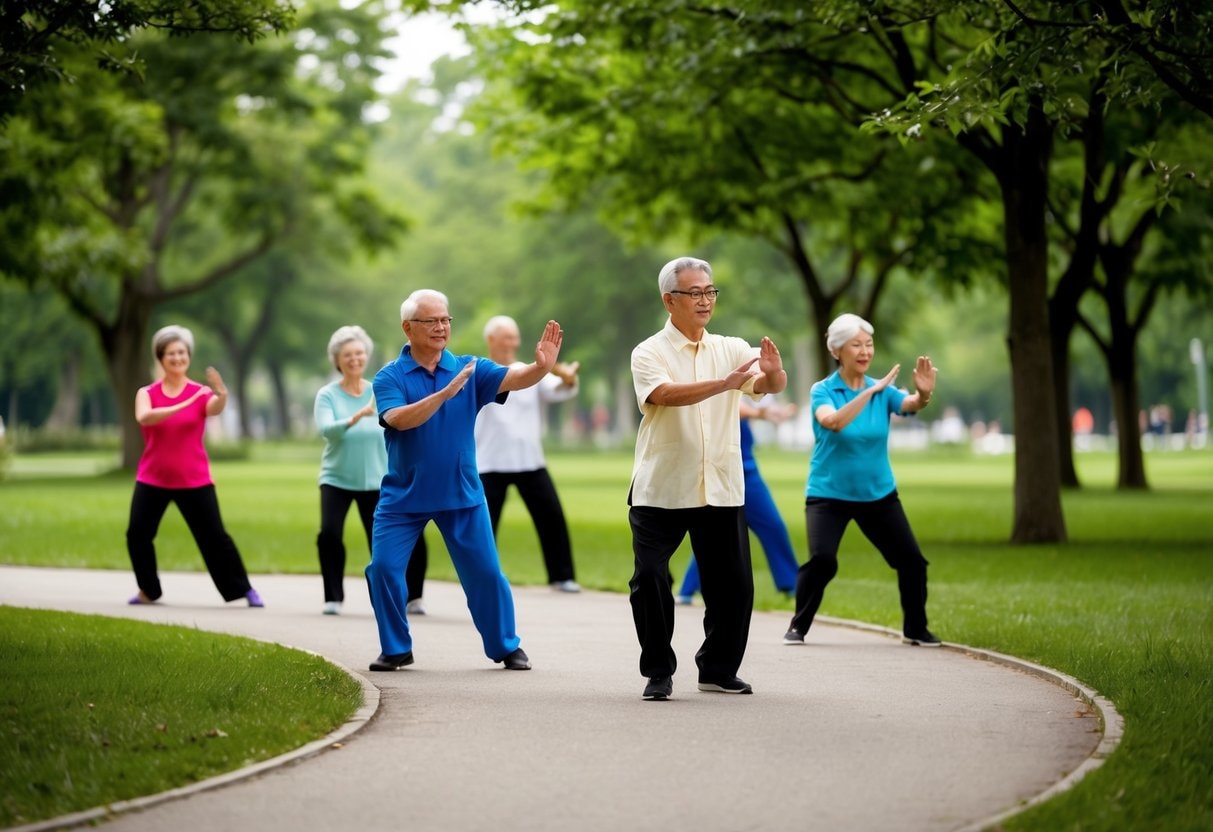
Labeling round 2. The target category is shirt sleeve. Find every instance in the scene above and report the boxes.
[373,365,406,428]
[538,372,578,403]
[886,386,909,416]
[473,357,511,411]
[314,387,348,440]
[810,381,831,423]
[631,341,670,411]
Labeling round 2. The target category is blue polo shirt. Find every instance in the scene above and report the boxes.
[373,345,509,514]
[806,371,907,503]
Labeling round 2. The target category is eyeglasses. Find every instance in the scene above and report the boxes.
[410,317,454,328]
[668,289,720,301]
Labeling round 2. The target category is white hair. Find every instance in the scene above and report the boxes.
[399,289,450,323]
[327,325,373,370]
[482,315,519,340]
[658,256,712,295]
[826,313,874,357]
[151,325,194,360]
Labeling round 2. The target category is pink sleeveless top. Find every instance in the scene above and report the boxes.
[135,380,214,489]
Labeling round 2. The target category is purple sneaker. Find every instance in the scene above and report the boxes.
[128,592,151,605]
[246,588,265,608]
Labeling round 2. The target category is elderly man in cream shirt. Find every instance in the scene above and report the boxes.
[629,256,787,701]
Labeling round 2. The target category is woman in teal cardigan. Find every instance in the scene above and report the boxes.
[315,326,426,615]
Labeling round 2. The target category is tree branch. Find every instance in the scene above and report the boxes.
[1076,310,1110,358]
[152,233,276,302]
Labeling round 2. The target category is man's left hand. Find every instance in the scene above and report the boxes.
[534,320,563,370]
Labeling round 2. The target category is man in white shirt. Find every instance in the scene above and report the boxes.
[475,315,582,592]
[629,256,787,701]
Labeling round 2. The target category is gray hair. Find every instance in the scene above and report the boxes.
[151,325,194,360]
[400,289,450,323]
[327,325,374,370]
[826,313,875,356]
[482,315,519,340]
[658,257,712,295]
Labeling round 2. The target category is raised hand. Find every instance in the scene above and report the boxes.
[873,364,901,392]
[534,320,563,370]
[724,356,760,390]
[912,356,937,396]
[757,336,784,377]
[445,361,476,399]
[553,360,580,386]
[204,366,226,393]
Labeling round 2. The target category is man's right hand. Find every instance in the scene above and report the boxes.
[723,357,760,390]
[445,361,475,399]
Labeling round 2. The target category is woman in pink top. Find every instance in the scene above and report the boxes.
[126,325,262,607]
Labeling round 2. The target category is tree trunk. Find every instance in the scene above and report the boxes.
[6,388,17,434]
[97,291,153,469]
[44,349,83,431]
[268,359,291,438]
[997,101,1068,543]
[1108,348,1147,489]
[810,300,837,380]
[1048,314,1081,488]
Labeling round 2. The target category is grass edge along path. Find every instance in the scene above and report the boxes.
[0,607,363,828]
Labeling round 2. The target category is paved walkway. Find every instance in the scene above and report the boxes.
[1,567,1104,832]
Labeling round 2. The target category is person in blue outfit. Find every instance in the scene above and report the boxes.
[784,313,941,647]
[365,288,564,673]
[677,399,800,604]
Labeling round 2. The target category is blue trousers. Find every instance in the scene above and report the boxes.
[366,503,521,661]
[679,463,800,597]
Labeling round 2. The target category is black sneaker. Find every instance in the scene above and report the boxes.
[643,676,673,700]
[902,630,943,647]
[783,628,805,645]
[369,651,414,671]
[697,676,753,694]
[501,647,532,670]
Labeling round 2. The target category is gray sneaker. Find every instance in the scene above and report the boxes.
[902,630,943,647]
[643,676,673,701]
[783,628,805,645]
[697,676,753,694]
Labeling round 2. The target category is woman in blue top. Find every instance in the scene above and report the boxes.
[784,313,940,647]
[315,326,426,615]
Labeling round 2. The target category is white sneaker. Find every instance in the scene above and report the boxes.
[322,601,342,616]
[406,599,427,615]
[675,595,694,606]
[551,580,581,593]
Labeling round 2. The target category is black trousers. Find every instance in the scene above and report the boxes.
[628,505,753,681]
[126,482,252,602]
[480,468,575,583]
[318,485,426,603]
[790,491,929,637]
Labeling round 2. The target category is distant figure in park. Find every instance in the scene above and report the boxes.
[475,315,583,593]
[1072,406,1095,452]
[126,325,263,608]
[784,313,939,647]
[629,256,787,701]
[364,289,564,672]
[676,398,799,604]
[313,325,426,616]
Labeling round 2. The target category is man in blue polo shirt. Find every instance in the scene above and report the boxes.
[366,288,564,672]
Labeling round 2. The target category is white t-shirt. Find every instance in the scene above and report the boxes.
[474,366,578,473]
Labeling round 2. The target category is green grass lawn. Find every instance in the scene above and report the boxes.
[0,607,361,827]
[1,444,1211,830]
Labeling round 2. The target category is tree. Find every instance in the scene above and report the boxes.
[1,1,397,466]
[0,0,293,119]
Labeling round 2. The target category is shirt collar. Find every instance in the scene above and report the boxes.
[825,369,873,391]
[661,316,709,350]
[399,344,459,373]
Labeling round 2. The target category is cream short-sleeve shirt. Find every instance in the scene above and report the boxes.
[629,317,760,509]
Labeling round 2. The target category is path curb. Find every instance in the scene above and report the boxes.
[6,643,381,832]
[816,615,1124,832]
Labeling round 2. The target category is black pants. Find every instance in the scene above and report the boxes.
[790,491,929,637]
[126,482,252,602]
[319,485,426,603]
[480,468,575,583]
[628,505,753,681]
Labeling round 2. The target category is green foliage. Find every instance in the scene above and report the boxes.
[0,607,360,827]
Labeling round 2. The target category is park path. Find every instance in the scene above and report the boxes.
[1,566,1103,832]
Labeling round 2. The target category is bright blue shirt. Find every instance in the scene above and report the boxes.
[806,371,907,502]
[373,346,509,514]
